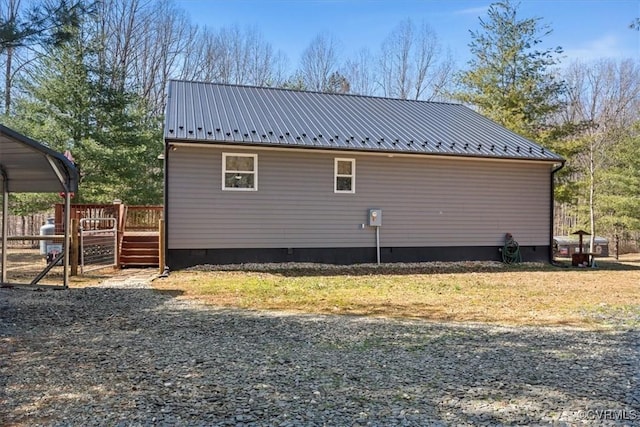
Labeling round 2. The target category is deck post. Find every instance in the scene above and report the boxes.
[159,219,165,274]
[70,218,79,276]
[114,199,124,268]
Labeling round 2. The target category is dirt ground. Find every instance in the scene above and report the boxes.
[1,248,118,287]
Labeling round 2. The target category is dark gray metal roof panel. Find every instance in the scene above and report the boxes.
[0,124,79,193]
[165,80,564,162]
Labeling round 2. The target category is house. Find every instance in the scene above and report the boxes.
[163,80,564,269]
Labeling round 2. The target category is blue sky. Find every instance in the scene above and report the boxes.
[175,0,639,69]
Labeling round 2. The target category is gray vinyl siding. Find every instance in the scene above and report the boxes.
[168,145,552,249]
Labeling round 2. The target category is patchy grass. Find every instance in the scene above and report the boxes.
[154,256,640,329]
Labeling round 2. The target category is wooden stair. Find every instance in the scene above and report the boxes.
[120,232,159,267]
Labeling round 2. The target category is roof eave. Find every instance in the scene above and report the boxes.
[164,138,565,164]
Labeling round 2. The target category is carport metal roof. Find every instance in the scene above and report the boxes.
[1,124,79,288]
[0,124,79,193]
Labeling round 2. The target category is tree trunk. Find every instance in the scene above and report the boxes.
[4,45,12,115]
[589,138,596,256]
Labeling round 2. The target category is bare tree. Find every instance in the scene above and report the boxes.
[342,48,378,96]
[423,48,455,102]
[174,25,206,81]
[182,24,287,89]
[90,0,206,115]
[133,0,198,114]
[561,59,640,249]
[378,18,453,101]
[217,25,287,86]
[244,28,288,86]
[379,20,412,98]
[299,33,341,91]
[93,0,148,91]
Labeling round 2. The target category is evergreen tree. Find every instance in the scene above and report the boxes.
[0,0,85,114]
[324,71,350,94]
[596,124,640,234]
[0,0,83,51]
[9,14,162,206]
[454,0,564,139]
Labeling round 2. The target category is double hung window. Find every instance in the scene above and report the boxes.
[334,158,355,193]
[222,153,257,191]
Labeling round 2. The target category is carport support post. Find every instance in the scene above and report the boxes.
[63,191,71,288]
[1,170,8,284]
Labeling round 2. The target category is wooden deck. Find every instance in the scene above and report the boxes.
[56,203,163,269]
[120,232,159,267]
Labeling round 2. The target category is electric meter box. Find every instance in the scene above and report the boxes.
[368,209,382,226]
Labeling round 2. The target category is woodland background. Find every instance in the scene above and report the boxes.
[2,0,639,249]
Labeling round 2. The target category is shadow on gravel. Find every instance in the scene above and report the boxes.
[1,285,638,426]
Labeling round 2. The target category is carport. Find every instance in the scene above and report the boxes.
[0,124,79,288]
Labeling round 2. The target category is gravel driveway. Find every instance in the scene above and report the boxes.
[1,270,639,426]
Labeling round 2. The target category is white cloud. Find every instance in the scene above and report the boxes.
[454,5,489,16]
[562,34,636,62]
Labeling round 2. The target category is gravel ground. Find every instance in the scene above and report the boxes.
[1,269,639,426]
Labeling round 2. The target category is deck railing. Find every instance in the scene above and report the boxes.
[54,203,120,234]
[55,204,163,232]
[124,205,163,231]
[54,203,163,268]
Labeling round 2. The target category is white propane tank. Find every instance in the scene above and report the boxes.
[39,218,55,255]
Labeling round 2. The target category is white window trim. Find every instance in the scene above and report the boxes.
[334,158,355,194]
[222,153,258,191]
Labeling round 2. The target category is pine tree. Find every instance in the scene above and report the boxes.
[9,16,162,206]
[455,0,564,139]
[597,124,640,234]
[0,0,85,114]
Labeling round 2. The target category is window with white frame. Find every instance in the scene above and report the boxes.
[334,158,355,193]
[222,153,257,190]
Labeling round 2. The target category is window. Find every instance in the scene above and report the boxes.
[222,153,257,191]
[334,158,355,193]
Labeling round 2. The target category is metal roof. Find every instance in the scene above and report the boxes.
[0,124,79,193]
[165,80,564,162]
[554,236,609,245]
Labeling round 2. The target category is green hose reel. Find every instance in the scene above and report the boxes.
[502,233,522,264]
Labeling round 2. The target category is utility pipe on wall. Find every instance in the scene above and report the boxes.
[376,226,380,265]
[368,208,382,265]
